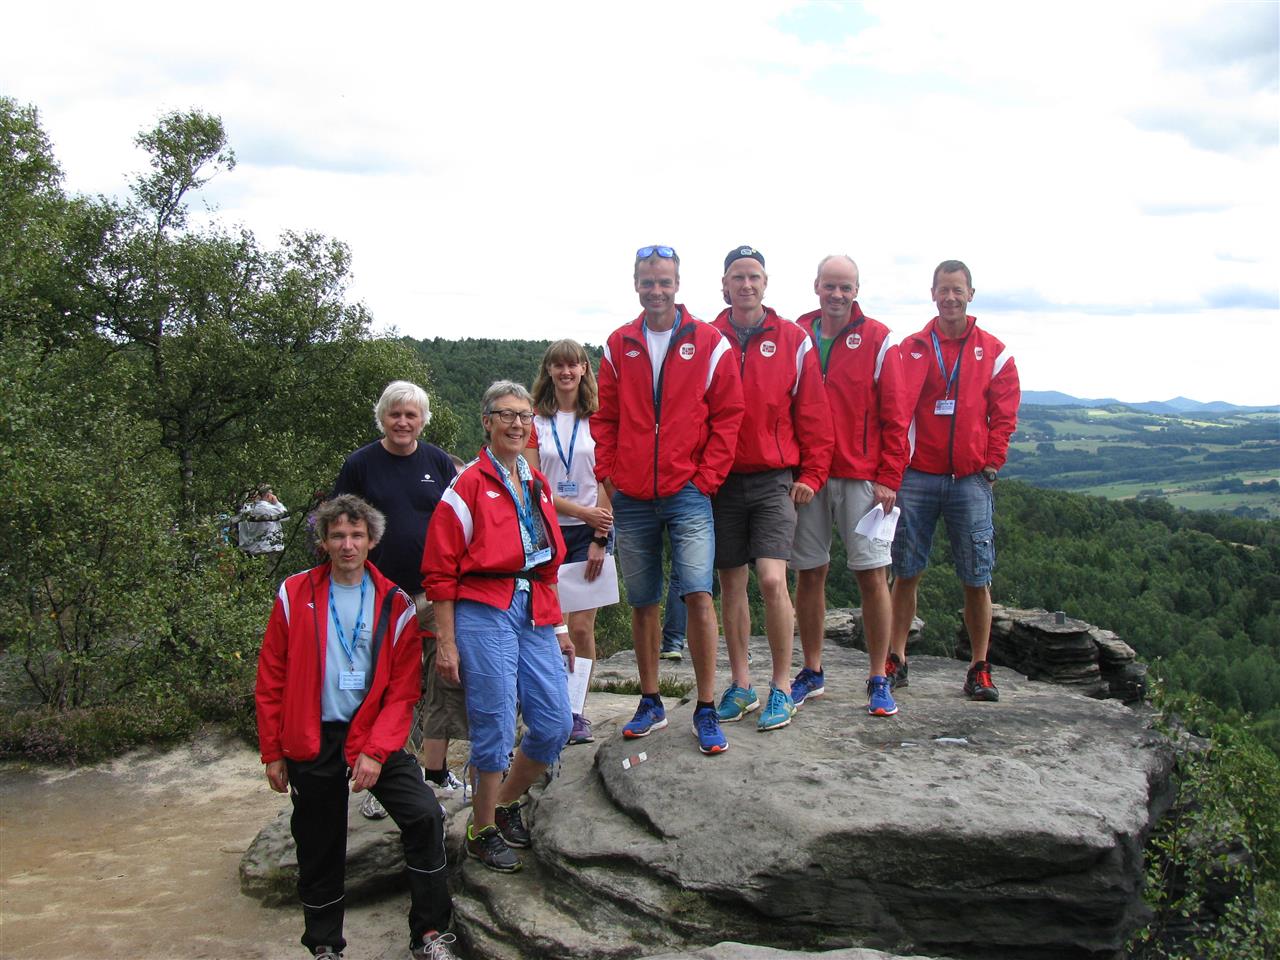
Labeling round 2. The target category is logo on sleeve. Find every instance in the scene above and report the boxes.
[974,346,984,361]
[759,340,776,357]
[846,333,862,350]
[679,343,696,360]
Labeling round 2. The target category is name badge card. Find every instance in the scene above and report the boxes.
[339,670,366,691]
[529,546,553,566]
[556,480,579,497]
[934,399,956,416]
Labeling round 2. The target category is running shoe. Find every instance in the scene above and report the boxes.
[658,646,684,661]
[360,793,389,820]
[885,652,909,690]
[494,800,530,848]
[622,696,668,738]
[756,684,796,731]
[692,705,728,755]
[866,675,899,716]
[715,683,759,722]
[790,667,826,707]
[567,713,594,744]
[313,946,342,959]
[466,823,521,872]
[964,660,1000,702]
[411,930,458,959]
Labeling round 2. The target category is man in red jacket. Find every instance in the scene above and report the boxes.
[594,244,745,756]
[790,255,909,719]
[256,494,454,960]
[710,245,833,733]
[889,260,1020,701]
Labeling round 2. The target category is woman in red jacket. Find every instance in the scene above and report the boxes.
[423,381,574,874]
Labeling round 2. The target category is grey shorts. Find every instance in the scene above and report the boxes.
[790,478,891,572]
[414,594,469,741]
[712,469,797,569]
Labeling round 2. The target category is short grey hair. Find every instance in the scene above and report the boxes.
[815,254,858,281]
[314,494,386,544]
[374,380,431,433]
[481,380,533,414]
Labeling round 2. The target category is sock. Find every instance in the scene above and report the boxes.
[642,692,662,707]
[695,700,714,712]
[424,766,447,785]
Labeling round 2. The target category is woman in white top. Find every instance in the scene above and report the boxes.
[529,339,618,745]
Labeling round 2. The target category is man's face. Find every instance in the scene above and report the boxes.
[381,401,425,453]
[635,258,680,316]
[932,270,974,326]
[815,259,860,326]
[324,515,374,579]
[723,258,767,317]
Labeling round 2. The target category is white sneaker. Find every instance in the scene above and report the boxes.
[439,769,464,792]
[359,793,389,820]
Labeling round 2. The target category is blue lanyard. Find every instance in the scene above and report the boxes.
[328,571,369,666]
[551,415,581,474]
[930,330,966,400]
[486,449,540,544]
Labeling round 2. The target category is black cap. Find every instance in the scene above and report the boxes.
[723,245,765,274]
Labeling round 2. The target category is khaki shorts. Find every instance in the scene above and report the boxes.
[414,593,469,741]
[789,478,892,572]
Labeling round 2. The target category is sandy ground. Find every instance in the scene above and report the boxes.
[0,728,423,960]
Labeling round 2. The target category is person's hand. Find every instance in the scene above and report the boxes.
[872,482,897,513]
[265,759,289,793]
[790,482,815,505]
[585,541,606,582]
[435,637,461,686]
[581,506,613,534]
[350,753,382,793]
[558,630,576,673]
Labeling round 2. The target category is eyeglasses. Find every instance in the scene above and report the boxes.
[487,409,534,425]
[636,245,678,260]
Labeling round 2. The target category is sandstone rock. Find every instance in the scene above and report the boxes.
[455,638,1175,960]
[638,945,942,960]
[824,608,923,653]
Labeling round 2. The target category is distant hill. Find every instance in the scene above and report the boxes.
[1020,390,1278,414]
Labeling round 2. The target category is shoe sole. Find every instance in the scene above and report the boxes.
[466,845,523,872]
[566,735,595,745]
[793,687,825,708]
[497,832,530,849]
[965,689,1000,702]
[757,712,794,731]
[658,652,683,660]
[622,717,668,738]
[867,704,899,716]
[696,737,729,755]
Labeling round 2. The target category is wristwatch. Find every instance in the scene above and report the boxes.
[591,534,609,547]
[981,467,998,483]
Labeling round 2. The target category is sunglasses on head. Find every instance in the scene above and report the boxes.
[636,245,677,260]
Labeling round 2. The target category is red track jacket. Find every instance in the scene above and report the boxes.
[796,306,910,489]
[422,450,566,626]
[594,307,745,500]
[255,561,421,767]
[898,316,1020,477]
[710,308,833,491]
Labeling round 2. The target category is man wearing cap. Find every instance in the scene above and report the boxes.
[594,244,745,755]
[710,246,833,732]
[889,260,1020,701]
[790,255,909,719]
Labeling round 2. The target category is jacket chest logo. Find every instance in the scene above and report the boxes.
[759,340,776,357]
[679,343,696,360]
[486,490,500,498]
[846,333,862,350]
[626,349,640,358]
[974,346,984,360]
[910,351,923,359]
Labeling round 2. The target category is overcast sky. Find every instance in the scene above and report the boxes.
[5,1,1278,405]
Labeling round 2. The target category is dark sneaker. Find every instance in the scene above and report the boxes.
[885,652,909,690]
[790,667,825,707]
[623,696,668,738]
[494,800,531,848]
[964,660,1000,702]
[567,712,594,745]
[467,822,521,872]
[692,705,729,755]
[866,675,899,716]
[410,930,458,959]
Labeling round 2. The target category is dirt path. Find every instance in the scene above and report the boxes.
[0,728,414,960]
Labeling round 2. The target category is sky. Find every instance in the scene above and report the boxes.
[4,1,1279,405]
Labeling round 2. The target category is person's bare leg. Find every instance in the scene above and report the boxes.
[633,604,661,693]
[496,747,547,807]
[794,564,828,673]
[963,584,992,663]
[889,573,922,662]
[854,566,891,679]
[472,770,503,830]
[683,591,719,703]
[718,565,752,688]
[567,608,597,668]
[755,558,793,689]
[421,738,448,772]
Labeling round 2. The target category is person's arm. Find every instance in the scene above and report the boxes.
[422,483,466,686]
[691,338,746,496]
[791,336,834,504]
[255,587,290,784]
[873,339,910,510]
[592,343,620,490]
[432,599,460,685]
[984,347,1020,472]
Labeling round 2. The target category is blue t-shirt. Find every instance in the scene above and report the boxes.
[321,577,376,722]
[333,440,457,594]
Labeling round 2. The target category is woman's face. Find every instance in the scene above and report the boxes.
[548,358,585,397]
[381,401,425,454]
[483,394,534,460]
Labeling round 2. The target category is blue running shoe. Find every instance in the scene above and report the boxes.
[757,684,796,731]
[622,697,668,738]
[866,675,898,716]
[692,705,728,755]
[716,684,759,722]
[790,667,825,707]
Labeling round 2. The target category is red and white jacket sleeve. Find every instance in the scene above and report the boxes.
[592,340,620,485]
[692,342,745,496]
[984,351,1020,470]
[874,341,911,490]
[793,338,834,492]
[362,600,422,763]
[254,590,289,765]
[422,485,469,602]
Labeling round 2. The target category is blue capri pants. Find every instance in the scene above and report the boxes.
[454,592,572,773]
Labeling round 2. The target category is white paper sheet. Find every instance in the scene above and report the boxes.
[854,504,901,543]
[563,656,593,714]
[556,555,620,613]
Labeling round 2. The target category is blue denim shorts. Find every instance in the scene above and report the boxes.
[612,482,715,607]
[890,469,995,586]
[453,594,572,772]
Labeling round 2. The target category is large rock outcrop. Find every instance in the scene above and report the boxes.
[456,639,1175,960]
